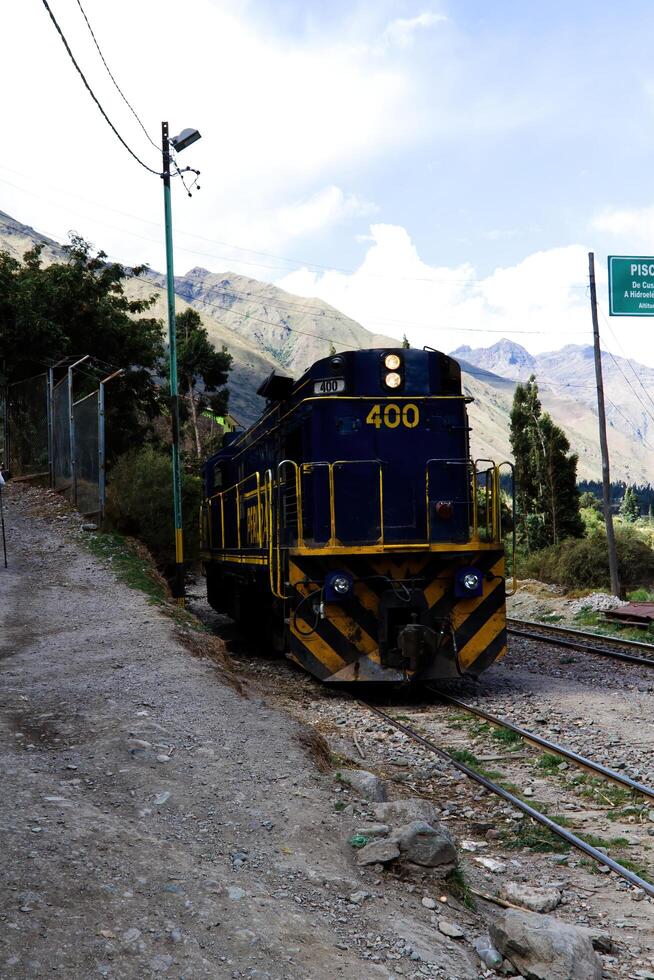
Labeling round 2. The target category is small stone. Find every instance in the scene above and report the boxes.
[170,928,183,943]
[355,824,390,838]
[338,769,387,802]
[227,887,246,901]
[498,881,562,913]
[157,754,172,763]
[349,890,370,905]
[438,920,464,938]
[356,838,400,866]
[421,897,437,909]
[394,820,457,869]
[154,791,171,806]
[523,787,534,797]
[122,928,141,943]
[82,523,98,532]
[149,953,173,972]
[372,798,440,825]
[474,856,506,873]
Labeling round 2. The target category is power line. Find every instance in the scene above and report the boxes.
[73,0,159,152]
[39,0,160,175]
[0,164,592,289]
[598,306,654,417]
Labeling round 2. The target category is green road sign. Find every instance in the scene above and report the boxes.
[608,255,654,315]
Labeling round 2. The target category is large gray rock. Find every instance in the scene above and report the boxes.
[498,881,562,913]
[394,820,457,869]
[338,769,387,802]
[490,909,603,980]
[356,838,400,866]
[372,797,440,825]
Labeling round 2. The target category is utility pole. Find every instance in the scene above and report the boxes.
[162,121,185,605]
[588,251,621,597]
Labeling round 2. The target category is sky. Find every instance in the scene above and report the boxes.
[3,0,654,364]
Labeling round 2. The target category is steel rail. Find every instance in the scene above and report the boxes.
[508,621,654,669]
[508,617,654,653]
[360,700,654,899]
[431,690,654,801]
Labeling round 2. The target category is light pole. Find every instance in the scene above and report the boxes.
[161,121,201,604]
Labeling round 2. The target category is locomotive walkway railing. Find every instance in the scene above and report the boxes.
[202,457,515,587]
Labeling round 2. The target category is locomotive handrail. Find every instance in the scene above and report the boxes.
[277,459,304,546]
[425,457,478,542]
[265,468,286,600]
[498,460,517,596]
[474,458,502,543]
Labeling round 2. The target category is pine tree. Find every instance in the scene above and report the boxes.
[620,486,640,523]
[509,375,583,549]
[401,334,411,349]
[328,341,337,355]
[176,308,232,459]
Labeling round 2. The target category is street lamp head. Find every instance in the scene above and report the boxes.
[169,128,201,153]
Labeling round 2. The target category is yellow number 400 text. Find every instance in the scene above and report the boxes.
[365,403,420,429]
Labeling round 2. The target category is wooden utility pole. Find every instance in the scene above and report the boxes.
[588,252,621,596]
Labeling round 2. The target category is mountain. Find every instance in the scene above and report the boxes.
[1,211,652,482]
[453,340,654,483]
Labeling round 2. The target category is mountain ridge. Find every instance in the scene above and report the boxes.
[1,211,651,483]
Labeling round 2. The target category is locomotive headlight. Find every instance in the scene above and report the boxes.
[455,567,484,598]
[384,371,402,388]
[324,570,354,601]
[332,575,351,595]
[384,353,401,370]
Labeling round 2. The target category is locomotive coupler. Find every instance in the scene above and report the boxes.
[397,620,438,673]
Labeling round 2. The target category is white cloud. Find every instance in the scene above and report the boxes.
[379,11,448,50]
[0,0,413,270]
[276,225,654,366]
[593,206,654,251]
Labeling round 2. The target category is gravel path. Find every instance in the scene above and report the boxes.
[0,484,491,980]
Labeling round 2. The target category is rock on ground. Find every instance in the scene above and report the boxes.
[337,768,387,801]
[394,819,458,870]
[498,881,562,913]
[490,908,603,980]
[372,797,440,825]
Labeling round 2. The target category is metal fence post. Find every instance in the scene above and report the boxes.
[68,356,90,507]
[98,370,122,526]
[47,367,54,488]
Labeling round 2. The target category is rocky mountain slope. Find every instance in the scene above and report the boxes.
[1,211,651,482]
[454,340,654,483]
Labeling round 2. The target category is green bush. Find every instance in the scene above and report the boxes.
[106,447,202,566]
[521,525,654,590]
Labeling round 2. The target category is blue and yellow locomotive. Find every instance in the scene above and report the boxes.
[200,348,512,683]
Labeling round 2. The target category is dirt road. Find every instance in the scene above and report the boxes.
[0,485,483,979]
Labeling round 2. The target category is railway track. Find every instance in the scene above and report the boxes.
[508,617,654,668]
[360,697,654,899]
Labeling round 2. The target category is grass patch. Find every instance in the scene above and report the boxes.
[501,817,570,853]
[85,530,168,603]
[334,801,347,812]
[489,726,522,747]
[446,866,476,910]
[537,752,563,773]
[83,529,208,632]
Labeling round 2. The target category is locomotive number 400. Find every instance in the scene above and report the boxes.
[365,403,420,429]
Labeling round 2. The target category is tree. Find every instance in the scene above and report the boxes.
[328,341,337,355]
[620,486,640,523]
[175,308,232,459]
[0,237,166,460]
[579,491,601,512]
[510,375,583,550]
[401,334,411,349]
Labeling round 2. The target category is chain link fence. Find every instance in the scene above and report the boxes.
[3,361,119,520]
[5,374,50,480]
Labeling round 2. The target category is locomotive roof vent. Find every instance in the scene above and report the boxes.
[256,370,295,401]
